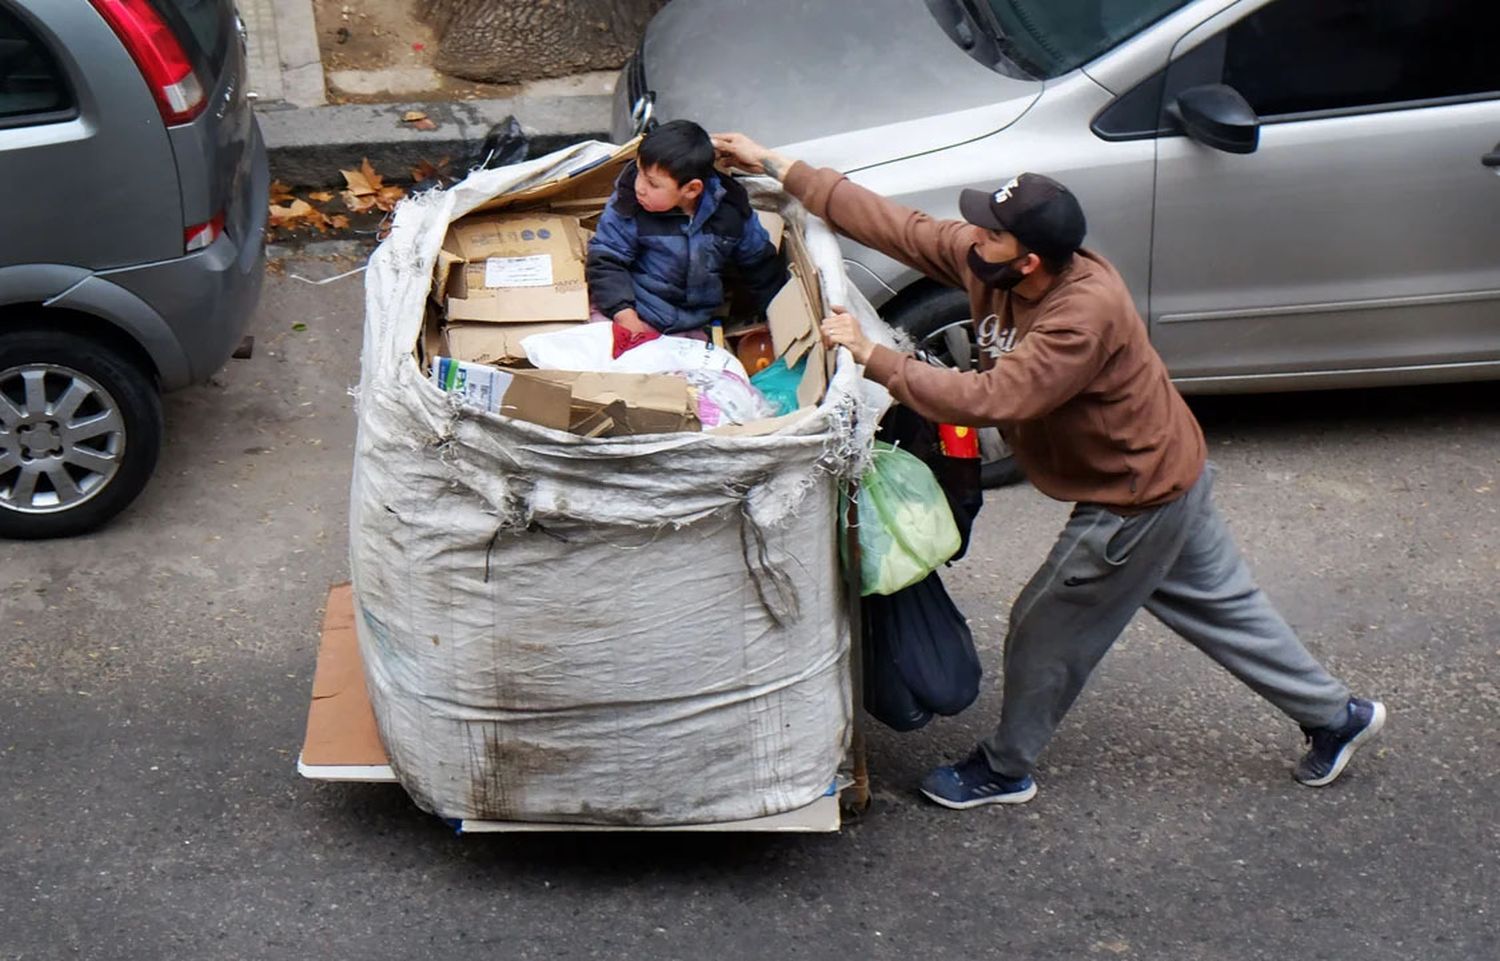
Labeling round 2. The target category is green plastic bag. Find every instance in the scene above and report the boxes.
[841,442,962,596]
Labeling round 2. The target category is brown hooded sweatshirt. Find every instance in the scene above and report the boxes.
[782,161,1205,511]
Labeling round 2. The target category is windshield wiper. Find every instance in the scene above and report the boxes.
[957,0,1048,79]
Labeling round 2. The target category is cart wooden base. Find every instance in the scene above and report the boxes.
[299,584,851,833]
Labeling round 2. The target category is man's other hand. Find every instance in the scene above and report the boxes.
[712,133,793,182]
[821,307,875,365]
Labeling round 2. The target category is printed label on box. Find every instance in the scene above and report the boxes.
[484,255,554,289]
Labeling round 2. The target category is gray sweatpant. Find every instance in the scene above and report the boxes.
[980,464,1350,779]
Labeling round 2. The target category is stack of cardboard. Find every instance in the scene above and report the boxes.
[421,143,831,439]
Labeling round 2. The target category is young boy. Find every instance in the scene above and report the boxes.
[587,120,786,354]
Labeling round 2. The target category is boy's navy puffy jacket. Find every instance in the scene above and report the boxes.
[586,162,787,334]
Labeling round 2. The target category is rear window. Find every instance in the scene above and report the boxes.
[0,7,72,122]
[150,0,232,72]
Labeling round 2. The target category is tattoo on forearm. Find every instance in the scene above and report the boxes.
[762,156,785,181]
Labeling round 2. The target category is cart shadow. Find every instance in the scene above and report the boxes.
[312,780,846,876]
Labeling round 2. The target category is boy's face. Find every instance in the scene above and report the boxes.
[635,163,704,214]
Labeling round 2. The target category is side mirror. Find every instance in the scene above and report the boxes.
[1169,84,1260,154]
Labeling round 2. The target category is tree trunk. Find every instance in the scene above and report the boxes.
[417,0,667,84]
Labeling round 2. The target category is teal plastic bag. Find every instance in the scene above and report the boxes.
[841,442,962,596]
[749,355,807,416]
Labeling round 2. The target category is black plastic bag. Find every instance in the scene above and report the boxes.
[472,115,530,171]
[862,570,982,730]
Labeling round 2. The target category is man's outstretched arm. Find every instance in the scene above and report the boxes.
[714,132,975,291]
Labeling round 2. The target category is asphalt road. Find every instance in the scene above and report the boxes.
[2,255,1497,960]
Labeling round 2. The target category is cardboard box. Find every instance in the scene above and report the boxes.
[438,214,590,325]
[445,321,578,366]
[526,369,699,436]
[431,357,572,431]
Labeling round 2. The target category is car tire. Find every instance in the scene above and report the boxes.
[882,287,1025,489]
[0,328,163,539]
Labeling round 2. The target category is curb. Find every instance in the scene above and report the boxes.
[258,95,613,187]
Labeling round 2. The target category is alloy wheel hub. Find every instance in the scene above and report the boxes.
[0,364,126,514]
[17,421,63,459]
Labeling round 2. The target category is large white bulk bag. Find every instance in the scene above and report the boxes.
[350,142,890,824]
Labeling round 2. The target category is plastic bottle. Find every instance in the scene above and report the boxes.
[735,328,775,373]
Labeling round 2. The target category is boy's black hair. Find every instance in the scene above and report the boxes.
[638,120,716,187]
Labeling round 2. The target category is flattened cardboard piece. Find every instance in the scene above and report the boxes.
[470,138,641,215]
[446,320,578,366]
[767,263,819,367]
[524,369,699,435]
[431,248,462,307]
[797,340,829,409]
[569,401,620,438]
[302,584,389,767]
[756,210,785,250]
[497,371,573,431]
[432,357,572,430]
[783,223,827,319]
[442,214,590,324]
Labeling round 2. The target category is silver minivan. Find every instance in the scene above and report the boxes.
[0,0,267,537]
[617,0,1500,482]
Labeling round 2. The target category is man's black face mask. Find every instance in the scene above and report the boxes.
[967,245,1028,290]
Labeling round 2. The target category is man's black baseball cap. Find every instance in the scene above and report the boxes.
[959,173,1087,259]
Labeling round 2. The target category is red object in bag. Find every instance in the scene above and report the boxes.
[611,321,662,359]
[938,424,980,459]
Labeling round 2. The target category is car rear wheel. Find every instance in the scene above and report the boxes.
[0,329,162,539]
[883,287,1025,489]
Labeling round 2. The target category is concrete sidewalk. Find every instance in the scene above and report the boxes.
[242,0,612,186]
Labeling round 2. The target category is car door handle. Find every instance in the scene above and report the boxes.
[1484,144,1500,167]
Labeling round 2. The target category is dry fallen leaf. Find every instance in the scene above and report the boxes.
[341,190,378,214]
[268,199,317,229]
[410,157,452,183]
[411,118,438,132]
[269,180,297,205]
[340,158,383,197]
[308,190,335,203]
[402,110,428,123]
[328,214,351,229]
[375,185,406,212]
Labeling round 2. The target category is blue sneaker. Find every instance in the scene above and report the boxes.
[1294,697,1387,787]
[920,751,1037,809]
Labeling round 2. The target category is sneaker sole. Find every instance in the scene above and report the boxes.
[1297,700,1387,787]
[920,782,1038,809]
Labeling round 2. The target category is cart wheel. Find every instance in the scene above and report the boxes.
[839,784,872,820]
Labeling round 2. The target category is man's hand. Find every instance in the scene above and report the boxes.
[613,308,653,336]
[821,307,876,365]
[712,132,794,183]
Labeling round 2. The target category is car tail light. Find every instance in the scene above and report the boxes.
[89,0,206,125]
[184,212,225,252]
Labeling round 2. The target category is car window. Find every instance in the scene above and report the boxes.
[985,0,1192,79]
[1223,0,1500,118]
[0,7,70,121]
[150,0,232,74]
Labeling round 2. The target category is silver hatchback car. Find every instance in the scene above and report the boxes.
[618,0,1500,482]
[0,0,267,538]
